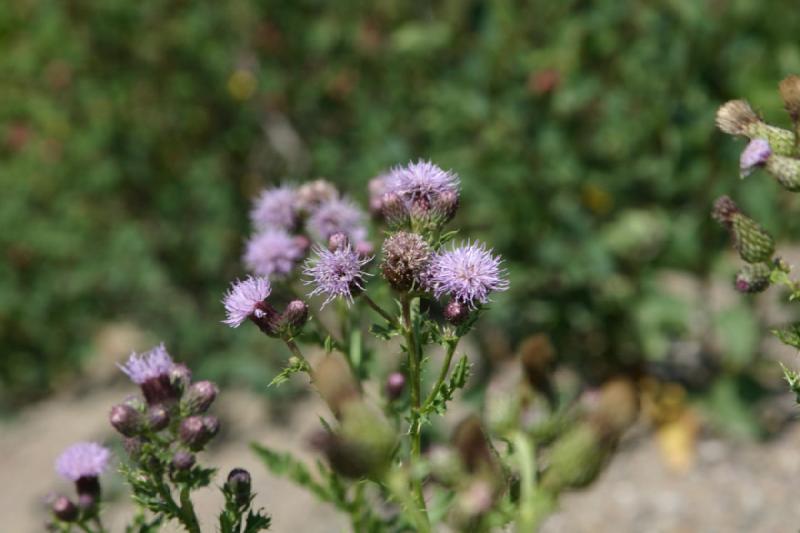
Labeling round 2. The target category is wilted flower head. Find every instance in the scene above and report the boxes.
[740,138,771,177]
[387,160,460,214]
[381,231,431,291]
[55,442,111,482]
[243,228,307,278]
[222,276,273,327]
[250,185,298,231]
[296,179,339,215]
[118,344,175,385]
[307,197,368,244]
[304,244,371,307]
[427,241,509,307]
[716,100,760,136]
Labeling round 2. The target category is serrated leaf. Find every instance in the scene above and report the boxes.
[773,325,800,349]
[424,355,471,416]
[369,322,401,340]
[268,357,310,387]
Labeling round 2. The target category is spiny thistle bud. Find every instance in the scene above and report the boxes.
[184,380,219,415]
[779,75,800,122]
[180,416,212,450]
[385,372,406,400]
[328,232,350,252]
[765,153,800,192]
[740,138,771,178]
[541,423,609,492]
[52,496,78,522]
[712,196,775,263]
[380,191,408,226]
[716,100,795,156]
[355,240,374,259]
[381,231,431,291]
[147,405,170,431]
[226,468,252,507]
[109,404,141,437]
[171,450,195,471]
[433,189,459,223]
[169,363,192,396]
[734,262,772,294]
[443,300,470,325]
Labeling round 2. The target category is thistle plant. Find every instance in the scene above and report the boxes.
[46,344,271,533]
[713,76,800,402]
[225,161,637,531]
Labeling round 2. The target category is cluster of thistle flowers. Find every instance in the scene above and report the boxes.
[49,345,269,532]
[223,160,510,529]
[710,77,800,293]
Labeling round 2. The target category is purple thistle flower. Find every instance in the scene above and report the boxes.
[740,138,772,177]
[304,244,371,307]
[307,197,368,243]
[243,228,306,278]
[222,276,272,327]
[427,241,509,308]
[387,160,460,211]
[118,344,175,385]
[55,442,111,482]
[250,185,298,231]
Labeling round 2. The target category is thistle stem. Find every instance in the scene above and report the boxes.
[401,295,429,524]
[422,338,460,410]
[362,294,399,327]
[513,431,540,532]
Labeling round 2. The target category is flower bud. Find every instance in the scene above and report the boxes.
[712,196,774,263]
[381,232,431,291]
[716,100,795,156]
[202,415,220,439]
[328,232,349,252]
[179,416,208,450]
[184,380,219,415]
[443,300,469,325]
[169,363,192,396]
[147,404,170,431]
[385,372,405,400]
[355,241,374,259]
[282,300,309,330]
[109,404,141,437]
[380,192,408,226]
[765,153,800,192]
[226,468,252,507]
[735,262,771,293]
[433,189,459,223]
[296,179,338,215]
[779,75,800,122]
[171,451,195,471]
[52,495,78,522]
[250,301,281,337]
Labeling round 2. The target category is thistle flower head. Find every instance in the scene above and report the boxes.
[250,185,298,231]
[716,100,760,136]
[382,160,459,221]
[296,179,339,215]
[427,241,509,308]
[118,344,175,385]
[740,138,772,177]
[381,231,431,291]
[55,442,111,482]
[307,197,368,244]
[711,195,740,227]
[222,276,272,327]
[304,244,371,307]
[243,228,306,278]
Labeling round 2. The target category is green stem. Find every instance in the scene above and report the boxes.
[178,485,202,533]
[401,295,429,524]
[362,294,399,327]
[513,431,540,532]
[422,338,460,410]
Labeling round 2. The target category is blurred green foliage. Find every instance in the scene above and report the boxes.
[3,0,800,410]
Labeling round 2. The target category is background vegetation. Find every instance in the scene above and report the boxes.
[3,0,800,422]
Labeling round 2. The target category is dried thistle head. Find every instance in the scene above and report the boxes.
[716,99,760,136]
[380,231,431,291]
[779,75,800,121]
